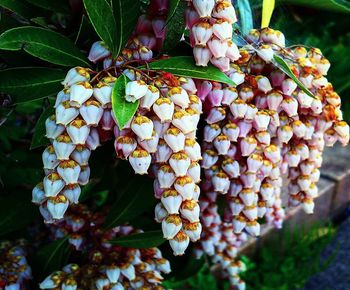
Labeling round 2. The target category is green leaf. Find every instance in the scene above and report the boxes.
[83,0,117,55]
[26,0,69,14]
[162,0,186,53]
[278,0,350,12]
[273,54,315,98]
[75,15,96,46]
[111,74,139,130]
[25,0,70,13]
[110,230,165,248]
[0,67,65,103]
[103,175,155,229]
[144,56,236,86]
[111,0,141,57]
[33,237,70,278]
[0,0,45,19]
[237,0,253,34]
[261,0,275,28]
[0,195,39,236]
[0,26,89,66]
[31,105,54,149]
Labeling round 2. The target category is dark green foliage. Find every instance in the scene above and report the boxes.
[145,56,236,86]
[111,230,165,248]
[240,223,337,290]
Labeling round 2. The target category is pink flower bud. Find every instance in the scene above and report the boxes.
[204,124,221,142]
[47,195,69,220]
[211,56,230,72]
[212,171,230,193]
[169,151,191,177]
[212,1,237,24]
[157,165,176,188]
[155,202,168,223]
[125,80,148,103]
[281,97,298,117]
[282,79,298,96]
[88,41,110,63]
[164,127,185,153]
[245,221,260,236]
[153,98,175,122]
[230,99,248,119]
[56,101,80,126]
[129,148,151,174]
[79,100,104,126]
[162,214,182,239]
[193,46,212,67]
[222,122,239,142]
[131,115,154,140]
[169,231,190,256]
[232,216,246,233]
[155,139,172,163]
[57,160,81,184]
[240,137,257,156]
[62,67,90,87]
[62,184,81,204]
[161,189,182,214]
[115,136,137,159]
[53,134,76,161]
[202,150,218,169]
[206,107,226,124]
[192,21,213,46]
[192,0,215,17]
[93,82,112,108]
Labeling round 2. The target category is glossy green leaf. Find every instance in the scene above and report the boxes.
[31,106,54,149]
[83,0,117,55]
[273,54,315,98]
[162,0,186,53]
[103,175,154,229]
[237,0,253,34]
[111,0,141,57]
[0,26,89,66]
[0,67,65,103]
[33,237,70,278]
[111,74,139,130]
[110,230,165,248]
[0,0,45,18]
[26,0,70,13]
[144,56,236,86]
[278,0,350,12]
[0,195,39,236]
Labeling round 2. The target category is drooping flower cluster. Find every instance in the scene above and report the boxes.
[32,0,168,235]
[114,74,203,256]
[194,189,248,290]
[40,204,171,290]
[32,66,115,223]
[0,240,32,290]
[190,27,349,288]
[91,0,169,69]
[186,0,240,71]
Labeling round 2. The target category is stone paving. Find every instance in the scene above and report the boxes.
[301,217,350,290]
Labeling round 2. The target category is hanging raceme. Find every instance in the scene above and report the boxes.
[9,0,347,289]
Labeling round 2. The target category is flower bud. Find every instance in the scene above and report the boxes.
[161,189,182,214]
[47,195,69,219]
[162,214,182,239]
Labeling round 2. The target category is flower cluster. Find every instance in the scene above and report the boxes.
[40,205,171,290]
[0,240,32,290]
[32,66,115,223]
[194,189,248,290]
[186,0,240,71]
[90,0,169,69]
[114,74,203,255]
